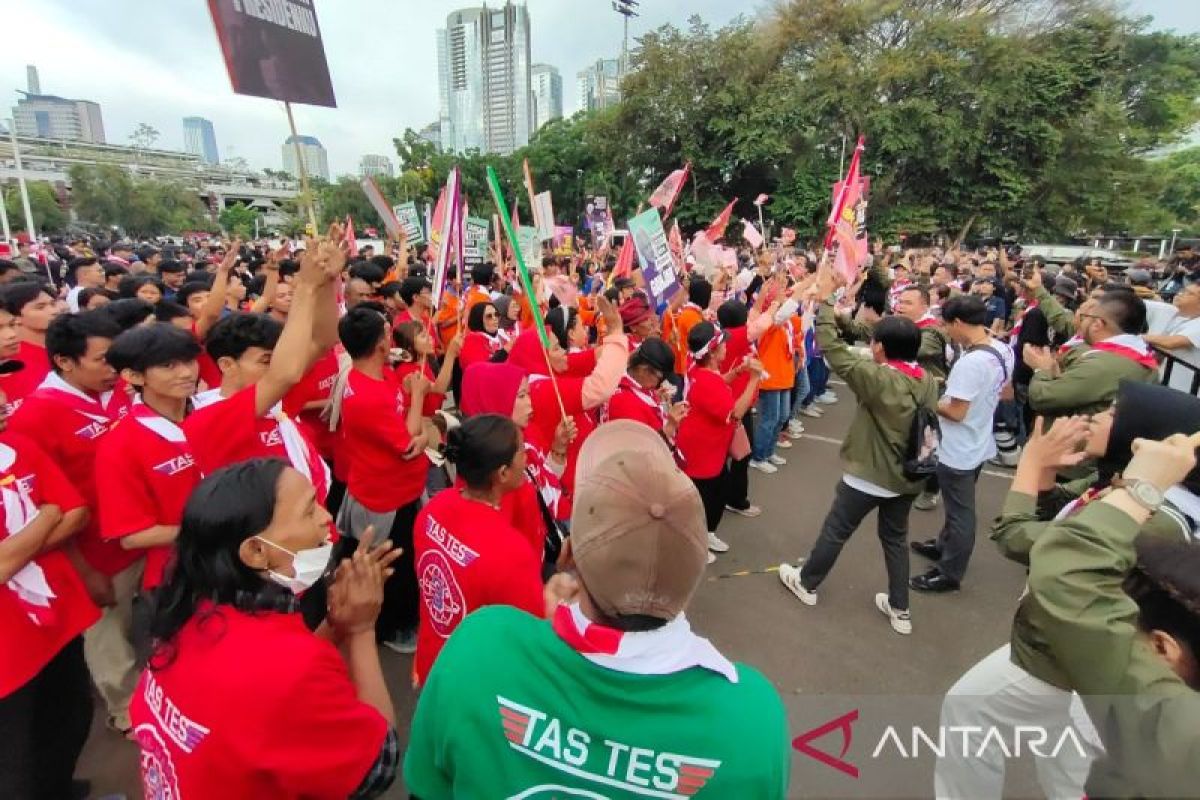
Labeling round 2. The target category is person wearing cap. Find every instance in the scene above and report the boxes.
[675,321,764,559]
[618,292,659,350]
[404,420,790,798]
[778,268,939,635]
[604,338,687,441]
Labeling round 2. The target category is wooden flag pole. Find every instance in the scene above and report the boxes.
[284,101,319,234]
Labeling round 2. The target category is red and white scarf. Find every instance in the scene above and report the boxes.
[884,360,925,380]
[0,443,55,626]
[603,375,667,428]
[552,603,738,682]
[1089,334,1158,369]
[1058,335,1085,355]
[524,440,566,521]
[915,313,940,330]
[1008,301,1039,344]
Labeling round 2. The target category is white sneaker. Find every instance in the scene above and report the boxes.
[786,423,804,439]
[707,531,730,553]
[776,437,793,449]
[778,562,817,606]
[816,391,839,405]
[768,453,787,466]
[381,629,418,654]
[749,459,778,474]
[875,593,912,635]
[707,551,716,564]
[913,492,940,511]
[725,504,762,518]
[799,405,823,418]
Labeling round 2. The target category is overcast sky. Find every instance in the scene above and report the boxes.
[4,0,1197,178]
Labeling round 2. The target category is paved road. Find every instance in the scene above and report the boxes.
[78,381,1037,798]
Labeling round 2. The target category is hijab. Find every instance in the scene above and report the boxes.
[1102,380,1200,493]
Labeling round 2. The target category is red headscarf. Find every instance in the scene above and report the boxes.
[460,362,526,417]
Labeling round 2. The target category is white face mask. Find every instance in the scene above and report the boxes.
[256,537,333,594]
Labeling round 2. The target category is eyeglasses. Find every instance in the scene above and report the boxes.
[483,312,498,319]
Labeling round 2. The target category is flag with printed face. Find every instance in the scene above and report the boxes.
[825,135,868,283]
[648,163,690,216]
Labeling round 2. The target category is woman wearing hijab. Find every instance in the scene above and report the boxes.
[130,460,402,799]
[493,294,521,349]
[934,380,1200,799]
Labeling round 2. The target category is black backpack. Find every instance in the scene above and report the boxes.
[902,382,941,481]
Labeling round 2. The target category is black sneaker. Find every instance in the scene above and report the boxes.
[910,568,960,593]
[909,538,942,561]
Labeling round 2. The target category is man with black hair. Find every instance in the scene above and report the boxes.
[668,277,712,375]
[95,324,201,600]
[396,275,437,349]
[106,241,134,269]
[102,262,128,293]
[157,259,187,300]
[379,281,405,317]
[911,295,1013,593]
[1,282,61,413]
[1024,291,1157,418]
[65,257,105,312]
[182,238,341,496]
[0,259,20,284]
[344,277,376,310]
[348,261,386,293]
[778,269,938,635]
[465,262,496,312]
[135,245,161,275]
[9,310,137,734]
[266,280,293,322]
[334,305,430,653]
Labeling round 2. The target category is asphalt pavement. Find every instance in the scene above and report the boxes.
[77,380,1038,799]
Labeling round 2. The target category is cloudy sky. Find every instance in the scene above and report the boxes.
[4,0,1197,178]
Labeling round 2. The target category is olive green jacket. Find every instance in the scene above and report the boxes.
[991,483,1191,691]
[834,313,950,382]
[1027,500,1200,798]
[1034,286,1076,340]
[1028,347,1157,418]
[815,301,939,495]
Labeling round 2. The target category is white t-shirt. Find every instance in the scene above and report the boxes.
[939,343,1014,470]
[1163,314,1200,393]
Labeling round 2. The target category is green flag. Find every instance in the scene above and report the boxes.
[486,165,550,349]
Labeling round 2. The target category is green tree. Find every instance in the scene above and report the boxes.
[218,202,261,237]
[128,122,160,150]
[4,182,67,233]
[67,164,210,236]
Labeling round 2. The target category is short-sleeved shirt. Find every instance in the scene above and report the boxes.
[1164,314,1200,392]
[0,433,95,698]
[939,344,1014,470]
[338,369,428,512]
[130,605,388,799]
[1,341,51,415]
[283,347,342,460]
[95,408,200,590]
[413,490,543,686]
[676,367,736,479]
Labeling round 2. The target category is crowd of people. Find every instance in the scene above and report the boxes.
[0,222,1197,799]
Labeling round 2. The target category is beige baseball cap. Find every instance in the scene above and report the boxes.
[570,420,708,620]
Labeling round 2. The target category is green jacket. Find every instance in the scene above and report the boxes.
[834,314,950,383]
[1034,286,1076,340]
[991,483,1191,690]
[1028,347,1157,418]
[815,301,939,495]
[1027,500,1200,798]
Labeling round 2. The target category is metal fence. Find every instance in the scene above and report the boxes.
[1157,349,1200,396]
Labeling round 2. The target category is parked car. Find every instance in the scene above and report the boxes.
[1019,244,1133,271]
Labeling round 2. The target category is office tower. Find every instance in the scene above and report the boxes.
[359,154,394,178]
[530,64,563,133]
[13,65,106,143]
[417,121,442,150]
[436,3,532,155]
[576,58,621,113]
[281,134,330,181]
[183,117,220,165]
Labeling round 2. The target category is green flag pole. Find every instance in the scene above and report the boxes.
[486,165,567,419]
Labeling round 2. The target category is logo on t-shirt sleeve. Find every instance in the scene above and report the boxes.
[497,695,722,798]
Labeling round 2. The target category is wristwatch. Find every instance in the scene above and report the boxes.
[1124,479,1165,512]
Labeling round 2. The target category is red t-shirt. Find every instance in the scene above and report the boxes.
[605,377,666,431]
[339,369,428,512]
[413,489,543,686]
[130,606,387,799]
[0,433,96,698]
[283,347,342,460]
[719,326,757,405]
[393,360,443,417]
[190,322,223,391]
[458,331,499,370]
[95,409,200,590]
[675,367,736,479]
[525,376,590,491]
[182,385,329,504]
[9,381,134,575]
[1,340,51,415]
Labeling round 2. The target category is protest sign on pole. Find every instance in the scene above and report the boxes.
[206,0,336,107]
[553,226,575,256]
[392,201,426,244]
[628,207,682,306]
[533,191,556,242]
[359,177,401,238]
[463,216,489,265]
[517,228,541,274]
[431,168,461,308]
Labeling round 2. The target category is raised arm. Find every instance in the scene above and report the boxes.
[195,241,239,338]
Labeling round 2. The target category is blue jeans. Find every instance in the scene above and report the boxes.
[790,364,812,417]
[804,357,829,404]
[752,390,790,461]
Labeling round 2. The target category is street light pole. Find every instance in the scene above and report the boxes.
[611,0,639,79]
[8,121,37,241]
[1170,228,1181,256]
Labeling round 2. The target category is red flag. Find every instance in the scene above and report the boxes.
[753,193,769,206]
[648,162,690,217]
[668,220,684,269]
[343,215,358,255]
[825,135,865,250]
[612,235,634,280]
[705,200,737,242]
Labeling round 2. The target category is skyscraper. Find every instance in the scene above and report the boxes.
[577,58,622,113]
[12,65,106,143]
[183,117,220,165]
[281,135,329,182]
[436,3,532,155]
[531,64,563,133]
[359,154,394,179]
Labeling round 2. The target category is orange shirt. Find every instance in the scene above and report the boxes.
[434,292,461,351]
[463,286,491,313]
[757,320,797,391]
[671,305,705,375]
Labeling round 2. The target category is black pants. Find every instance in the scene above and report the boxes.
[799,480,915,610]
[378,499,421,641]
[691,468,728,533]
[726,415,755,512]
[934,463,983,582]
[0,638,93,800]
